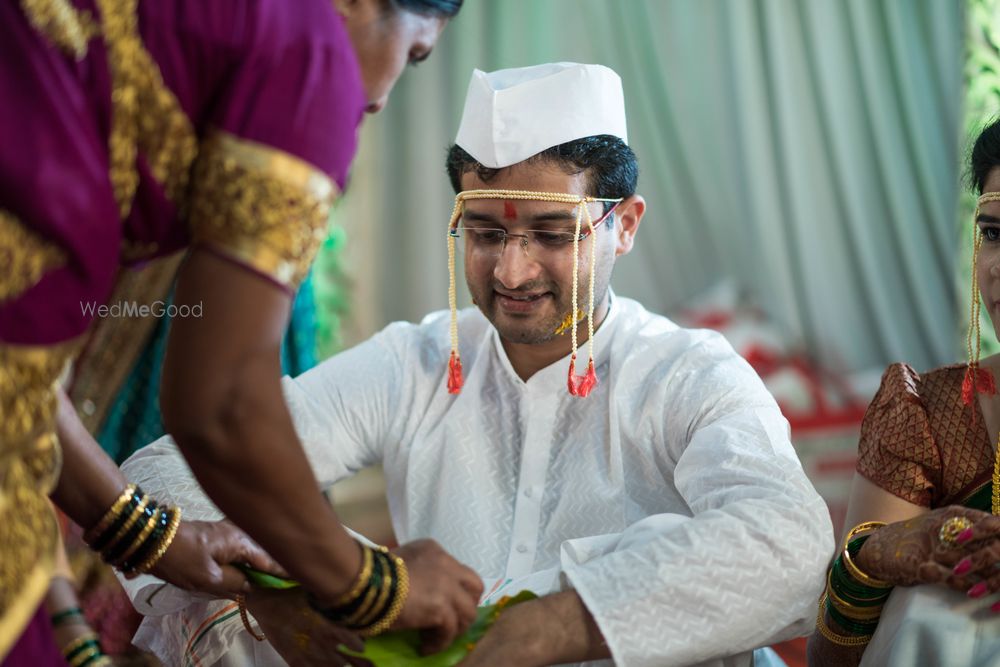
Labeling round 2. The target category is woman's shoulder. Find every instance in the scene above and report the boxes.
[875,362,967,403]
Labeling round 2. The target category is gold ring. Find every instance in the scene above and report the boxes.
[939,516,975,548]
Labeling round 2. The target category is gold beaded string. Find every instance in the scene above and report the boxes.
[447,197,464,384]
[570,202,583,371]
[568,200,598,386]
[972,192,1000,515]
[969,207,984,382]
[445,189,620,396]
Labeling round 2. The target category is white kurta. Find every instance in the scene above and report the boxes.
[121,295,833,667]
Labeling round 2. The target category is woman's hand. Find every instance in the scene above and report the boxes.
[139,519,285,597]
[854,505,1000,593]
[390,539,483,654]
[245,589,369,667]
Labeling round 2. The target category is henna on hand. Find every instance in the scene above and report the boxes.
[854,506,995,589]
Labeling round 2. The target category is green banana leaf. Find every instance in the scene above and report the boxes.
[339,590,538,667]
[235,564,301,590]
[236,564,537,665]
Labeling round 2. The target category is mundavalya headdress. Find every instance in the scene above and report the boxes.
[965,192,1000,407]
[445,63,628,397]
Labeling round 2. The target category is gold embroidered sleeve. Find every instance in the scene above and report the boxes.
[188,130,337,290]
[0,209,66,304]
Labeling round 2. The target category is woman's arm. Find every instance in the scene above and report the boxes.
[50,388,282,595]
[160,249,360,600]
[161,250,481,647]
[807,475,928,667]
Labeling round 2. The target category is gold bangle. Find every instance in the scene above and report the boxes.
[104,495,152,555]
[826,570,885,620]
[353,552,394,628]
[815,594,873,647]
[342,568,382,626]
[333,543,375,606]
[842,544,892,589]
[827,588,884,621]
[134,507,182,573]
[61,632,100,658]
[89,484,137,537]
[360,552,409,638]
[842,521,888,550]
[114,507,161,566]
[237,593,266,641]
[68,645,102,667]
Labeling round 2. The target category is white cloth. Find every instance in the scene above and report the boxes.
[120,296,833,667]
[861,585,1000,667]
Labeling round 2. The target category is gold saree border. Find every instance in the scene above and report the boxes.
[0,338,81,660]
[69,252,184,433]
[96,0,197,222]
[189,130,338,289]
[19,0,97,60]
[0,209,66,305]
[0,534,57,660]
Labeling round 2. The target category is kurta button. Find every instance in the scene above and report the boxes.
[516,543,528,553]
[523,487,533,498]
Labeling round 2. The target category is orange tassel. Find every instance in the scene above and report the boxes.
[447,351,464,394]
[962,365,996,406]
[567,356,598,397]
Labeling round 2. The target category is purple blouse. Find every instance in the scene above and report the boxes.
[0,0,366,345]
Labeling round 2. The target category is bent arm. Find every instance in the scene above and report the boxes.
[806,474,927,667]
[160,249,359,601]
[562,407,834,666]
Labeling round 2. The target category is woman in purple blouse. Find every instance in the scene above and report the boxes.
[0,0,482,663]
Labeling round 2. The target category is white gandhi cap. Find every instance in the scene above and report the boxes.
[454,62,628,169]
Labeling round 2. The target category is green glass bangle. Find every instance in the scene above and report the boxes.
[830,557,892,603]
[65,638,101,663]
[50,606,85,626]
[825,598,880,635]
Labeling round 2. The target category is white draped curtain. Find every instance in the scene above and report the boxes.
[334,0,965,373]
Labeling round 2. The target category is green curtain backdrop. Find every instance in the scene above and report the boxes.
[335,0,965,373]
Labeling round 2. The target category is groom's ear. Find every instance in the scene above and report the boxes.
[614,195,645,257]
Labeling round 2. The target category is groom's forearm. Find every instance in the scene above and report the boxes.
[495,590,611,666]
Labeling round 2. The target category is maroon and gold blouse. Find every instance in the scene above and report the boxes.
[856,363,995,511]
[0,0,366,655]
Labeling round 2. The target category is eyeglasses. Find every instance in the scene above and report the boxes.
[450,204,618,261]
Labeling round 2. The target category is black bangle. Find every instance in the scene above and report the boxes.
[91,489,143,552]
[343,551,390,627]
[351,550,398,630]
[310,553,385,625]
[104,501,157,565]
[120,507,171,573]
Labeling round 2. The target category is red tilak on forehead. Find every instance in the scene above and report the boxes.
[503,201,517,220]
